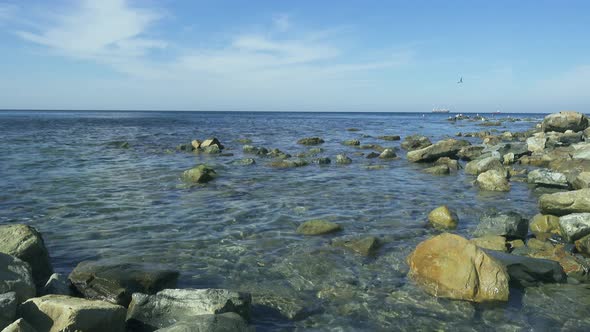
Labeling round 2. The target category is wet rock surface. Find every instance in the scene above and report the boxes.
[0,253,35,304]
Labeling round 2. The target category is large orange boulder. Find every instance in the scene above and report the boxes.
[407,233,510,302]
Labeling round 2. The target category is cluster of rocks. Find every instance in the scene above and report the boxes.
[0,224,254,332]
[406,110,590,303]
[178,137,225,154]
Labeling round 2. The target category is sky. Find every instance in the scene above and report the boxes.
[0,0,589,112]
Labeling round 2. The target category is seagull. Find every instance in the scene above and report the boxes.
[457,77,463,84]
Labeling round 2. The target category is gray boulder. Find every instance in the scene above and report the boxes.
[401,135,432,151]
[527,169,569,188]
[407,139,470,162]
[126,289,252,331]
[572,143,590,160]
[0,292,17,330]
[465,156,504,176]
[558,213,590,242]
[458,146,484,161]
[473,211,528,239]
[41,273,72,296]
[476,170,510,192]
[297,137,324,146]
[572,172,590,189]
[539,188,590,216]
[379,148,396,159]
[181,165,216,184]
[542,111,589,133]
[527,135,547,153]
[0,253,35,304]
[19,295,126,332]
[69,261,179,307]
[0,224,53,289]
[154,313,254,332]
[484,250,566,287]
[335,154,352,164]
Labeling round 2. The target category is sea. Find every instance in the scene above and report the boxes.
[1,110,577,330]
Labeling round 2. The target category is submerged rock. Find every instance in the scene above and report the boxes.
[296,220,341,235]
[126,289,252,331]
[20,295,126,332]
[242,145,268,155]
[423,164,450,175]
[434,157,460,170]
[335,154,352,164]
[527,169,569,188]
[331,236,379,256]
[155,313,253,332]
[542,111,589,133]
[377,135,401,141]
[181,165,216,184]
[342,139,360,146]
[484,250,566,287]
[523,284,590,330]
[0,253,35,304]
[558,213,590,242]
[0,292,17,330]
[313,157,331,165]
[473,211,528,239]
[427,205,458,229]
[406,139,470,162]
[539,188,590,216]
[230,158,255,166]
[407,233,509,302]
[297,137,324,146]
[0,224,53,289]
[378,148,396,159]
[476,169,510,192]
[269,159,308,168]
[401,135,432,151]
[69,261,179,307]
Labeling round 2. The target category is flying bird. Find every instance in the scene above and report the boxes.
[457,77,463,84]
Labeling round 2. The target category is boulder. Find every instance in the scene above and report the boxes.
[470,236,507,252]
[458,146,484,161]
[335,154,352,165]
[126,289,252,331]
[41,273,71,296]
[269,159,308,168]
[377,135,401,141]
[527,169,569,188]
[230,158,255,166]
[181,165,216,184]
[1,318,37,332]
[297,137,324,146]
[476,170,510,192]
[407,139,470,162]
[529,214,561,236]
[526,135,546,153]
[0,292,17,330]
[0,253,35,304]
[401,135,432,151]
[539,188,590,216]
[575,234,590,255]
[435,157,460,170]
[503,152,515,165]
[242,145,268,155]
[378,148,396,159]
[527,245,589,280]
[572,172,590,189]
[473,211,528,239]
[542,111,589,133]
[423,164,450,175]
[572,143,590,160]
[465,156,504,176]
[296,220,341,235]
[155,313,253,332]
[558,213,590,242]
[313,157,331,165]
[331,236,379,256]
[342,139,360,146]
[68,261,179,307]
[190,140,201,150]
[427,206,458,229]
[0,224,53,289]
[484,250,566,287]
[365,152,380,159]
[19,295,126,332]
[526,238,554,252]
[200,138,223,149]
[407,233,509,302]
[201,145,221,154]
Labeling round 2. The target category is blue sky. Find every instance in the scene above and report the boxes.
[0,0,588,112]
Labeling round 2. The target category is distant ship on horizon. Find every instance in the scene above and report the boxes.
[432,108,450,113]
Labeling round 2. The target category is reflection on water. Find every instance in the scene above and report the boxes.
[2,111,572,330]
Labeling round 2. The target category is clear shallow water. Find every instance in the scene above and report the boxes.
[0,110,569,330]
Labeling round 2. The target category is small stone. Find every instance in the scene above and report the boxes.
[231,158,255,166]
[343,139,360,146]
[427,206,458,229]
[503,152,515,165]
[297,137,324,145]
[424,164,450,175]
[377,135,401,141]
[313,157,331,165]
[335,154,352,164]
[378,148,396,159]
[296,220,342,235]
[181,165,216,184]
[269,159,308,168]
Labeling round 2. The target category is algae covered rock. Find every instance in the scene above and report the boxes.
[427,205,458,229]
[379,148,397,159]
[407,139,470,162]
[296,220,342,235]
[297,137,324,145]
[407,233,509,302]
[465,156,504,176]
[181,165,216,184]
[0,224,53,289]
[69,260,179,307]
[401,135,432,151]
[19,295,126,332]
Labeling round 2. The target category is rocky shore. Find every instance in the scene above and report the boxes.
[1,110,590,330]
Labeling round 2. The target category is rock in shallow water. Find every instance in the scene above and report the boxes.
[69,261,179,307]
[331,236,379,256]
[476,169,510,192]
[484,250,566,287]
[539,188,590,216]
[470,235,507,252]
[154,313,254,332]
[0,224,53,289]
[558,213,590,242]
[126,289,252,331]
[407,139,470,162]
[473,211,528,239]
[523,283,590,330]
[401,135,432,151]
[297,137,324,146]
[527,169,569,188]
[427,205,458,229]
[406,233,509,302]
[542,111,589,133]
[0,253,35,304]
[181,165,216,184]
[19,295,126,332]
[296,220,341,235]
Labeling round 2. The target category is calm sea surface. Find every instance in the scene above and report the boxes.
[1,111,568,330]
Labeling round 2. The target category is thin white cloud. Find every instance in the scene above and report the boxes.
[272,14,290,32]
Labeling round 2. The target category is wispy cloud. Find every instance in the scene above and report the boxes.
[272,14,290,32]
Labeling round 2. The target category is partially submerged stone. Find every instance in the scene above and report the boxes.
[331,236,379,256]
[379,148,396,159]
[377,135,401,141]
[69,261,179,307]
[0,253,35,304]
[427,205,458,229]
[335,154,352,164]
[476,169,510,192]
[0,224,53,289]
[484,250,566,287]
[407,139,470,162]
[269,159,308,168]
[126,289,252,331]
[297,137,324,146]
[155,313,254,332]
[20,295,126,332]
[181,165,217,184]
[539,188,590,216]
[407,233,509,302]
[465,156,504,176]
[423,164,450,175]
[401,135,432,151]
[342,139,360,146]
[296,220,341,235]
[231,158,256,166]
[527,169,569,188]
[458,145,484,161]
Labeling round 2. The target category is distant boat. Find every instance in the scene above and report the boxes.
[432,108,450,113]
[493,110,501,114]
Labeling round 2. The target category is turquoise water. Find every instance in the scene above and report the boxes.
[1,111,569,330]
